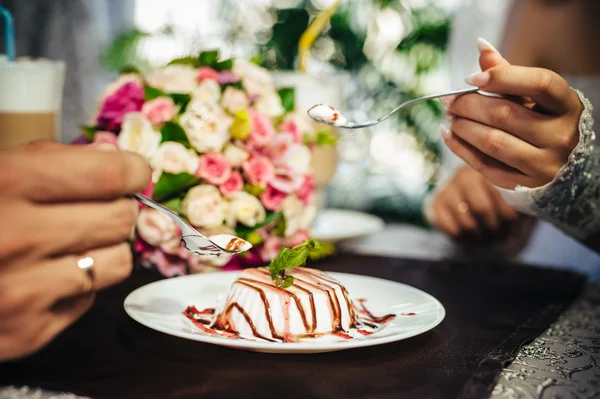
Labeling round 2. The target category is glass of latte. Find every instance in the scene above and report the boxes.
[0,56,65,149]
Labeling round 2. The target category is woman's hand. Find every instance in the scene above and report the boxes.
[427,167,520,243]
[440,43,583,190]
[0,141,151,360]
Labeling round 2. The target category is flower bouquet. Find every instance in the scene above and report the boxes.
[78,51,336,277]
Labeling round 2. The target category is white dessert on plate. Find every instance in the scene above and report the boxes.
[183,266,396,343]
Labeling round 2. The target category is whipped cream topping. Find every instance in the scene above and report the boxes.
[208,234,252,253]
[307,104,348,127]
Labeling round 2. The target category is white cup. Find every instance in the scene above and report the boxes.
[0,56,65,149]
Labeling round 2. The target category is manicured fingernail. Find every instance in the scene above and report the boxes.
[465,71,490,87]
[476,38,498,54]
[444,112,455,123]
[439,95,456,107]
[438,124,452,139]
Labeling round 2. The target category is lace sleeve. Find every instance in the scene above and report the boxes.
[496,89,600,240]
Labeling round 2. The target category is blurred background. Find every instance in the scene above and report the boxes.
[0,0,465,226]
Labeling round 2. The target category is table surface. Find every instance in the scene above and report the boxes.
[2,224,599,399]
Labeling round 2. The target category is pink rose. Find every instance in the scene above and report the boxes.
[160,235,183,256]
[220,170,244,197]
[133,238,152,254]
[140,180,155,199]
[266,132,294,163]
[260,235,283,262]
[270,168,304,194]
[279,121,302,143]
[297,175,315,205]
[249,109,275,146]
[93,131,118,147]
[141,97,177,125]
[197,67,219,83]
[96,82,144,131]
[242,156,275,186]
[196,152,232,185]
[141,249,187,277]
[259,185,287,211]
[136,181,156,209]
[217,70,240,85]
[288,229,310,247]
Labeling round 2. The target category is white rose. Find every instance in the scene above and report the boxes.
[223,144,249,168]
[221,86,250,114]
[179,99,233,153]
[151,142,199,182]
[181,185,227,228]
[117,113,161,161]
[281,144,312,174]
[137,208,178,246]
[146,65,198,94]
[232,60,275,97]
[255,91,285,118]
[226,192,266,228]
[300,202,318,231]
[191,80,221,103]
[281,195,304,237]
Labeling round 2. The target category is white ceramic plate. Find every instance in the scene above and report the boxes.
[310,209,385,242]
[124,271,445,354]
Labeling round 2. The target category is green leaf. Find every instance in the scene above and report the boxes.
[153,172,200,202]
[277,87,295,113]
[144,85,166,101]
[309,241,335,261]
[235,212,280,238]
[160,122,192,148]
[276,275,294,288]
[268,239,326,287]
[316,130,339,146]
[222,81,244,91]
[269,245,309,279]
[273,215,286,237]
[167,56,199,67]
[246,232,264,246]
[79,125,99,141]
[250,54,263,65]
[145,86,190,110]
[171,93,191,109]
[198,50,219,67]
[214,58,233,71]
[162,197,182,213]
[243,183,265,197]
[120,65,141,74]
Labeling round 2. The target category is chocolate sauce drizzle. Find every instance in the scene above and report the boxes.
[183,267,400,342]
[225,237,246,252]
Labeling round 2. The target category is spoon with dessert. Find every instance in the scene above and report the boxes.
[307,87,479,129]
[133,193,252,257]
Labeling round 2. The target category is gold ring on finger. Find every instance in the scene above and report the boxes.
[457,201,470,214]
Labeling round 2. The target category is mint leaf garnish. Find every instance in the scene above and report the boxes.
[277,87,295,113]
[268,240,324,288]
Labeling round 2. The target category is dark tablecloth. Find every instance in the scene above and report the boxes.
[0,256,586,399]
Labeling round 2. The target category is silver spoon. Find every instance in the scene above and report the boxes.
[133,193,252,257]
[307,87,479,129]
